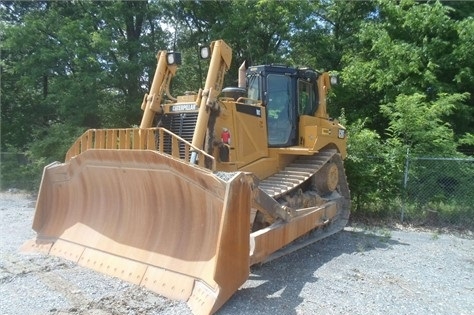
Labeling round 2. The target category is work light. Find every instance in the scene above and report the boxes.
[200,45,210,59]
[166,52,182,65]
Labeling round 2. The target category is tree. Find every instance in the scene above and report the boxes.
[1,1,170,157]
[290,1,376,71]
[340,0,473,140]
[163,0,315,82]
[380,92,469,155]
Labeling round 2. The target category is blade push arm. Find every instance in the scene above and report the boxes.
[191,40,232,163]
[140,51,178,129]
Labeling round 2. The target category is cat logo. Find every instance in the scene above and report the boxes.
[170,103,197,112]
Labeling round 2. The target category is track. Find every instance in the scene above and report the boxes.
[258,148,350,214]
[253,148,351,263]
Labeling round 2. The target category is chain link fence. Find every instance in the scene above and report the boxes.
[402,155,474,229]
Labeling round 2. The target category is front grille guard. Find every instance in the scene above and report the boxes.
[65,127,215,171]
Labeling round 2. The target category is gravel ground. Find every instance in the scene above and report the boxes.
[1,190,473,315]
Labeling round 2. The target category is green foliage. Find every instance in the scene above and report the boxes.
[0,146,44,191]
[1,123,84,191]
[452,18,474,112]
[459,133,474,146]
[28,123,85,163]
[1,1,170,153]
[290,1,376,70]
[380,92,469,155]
[344,119,404,215]
[170,0,303,63]
[341,0,473,136]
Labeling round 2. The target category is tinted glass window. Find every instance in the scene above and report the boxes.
[247,75,260,100]
[266,74,292,146]
[298,80,316,115]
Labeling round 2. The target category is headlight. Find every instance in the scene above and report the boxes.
[200,46,210,59]
[166,52,181,65]
[338,129,346,139]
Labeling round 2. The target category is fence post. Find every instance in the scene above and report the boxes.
[401,148,410,222]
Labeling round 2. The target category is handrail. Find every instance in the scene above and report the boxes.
[65,127,216,170]
[235,97,262,106]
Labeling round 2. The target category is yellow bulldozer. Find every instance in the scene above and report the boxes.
[23,40,350,314]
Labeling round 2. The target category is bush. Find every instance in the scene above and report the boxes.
[344,118,404,216]
[1,124,85,192]
[0,148,44,191]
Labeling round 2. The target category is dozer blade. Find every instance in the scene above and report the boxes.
[22,149,252,315]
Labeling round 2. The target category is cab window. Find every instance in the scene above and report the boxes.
[298,80,316,116]
[247,74,260,100]
[266,74,293,146]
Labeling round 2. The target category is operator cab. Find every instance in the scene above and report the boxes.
[246,65,320,147]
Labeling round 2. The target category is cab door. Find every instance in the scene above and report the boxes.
[266,74,296,147]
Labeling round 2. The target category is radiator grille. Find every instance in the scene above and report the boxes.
[158,112,198,157]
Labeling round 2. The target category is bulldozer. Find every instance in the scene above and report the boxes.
[23,39,350,314]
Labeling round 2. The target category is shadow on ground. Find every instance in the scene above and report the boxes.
[217,228,408,315]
